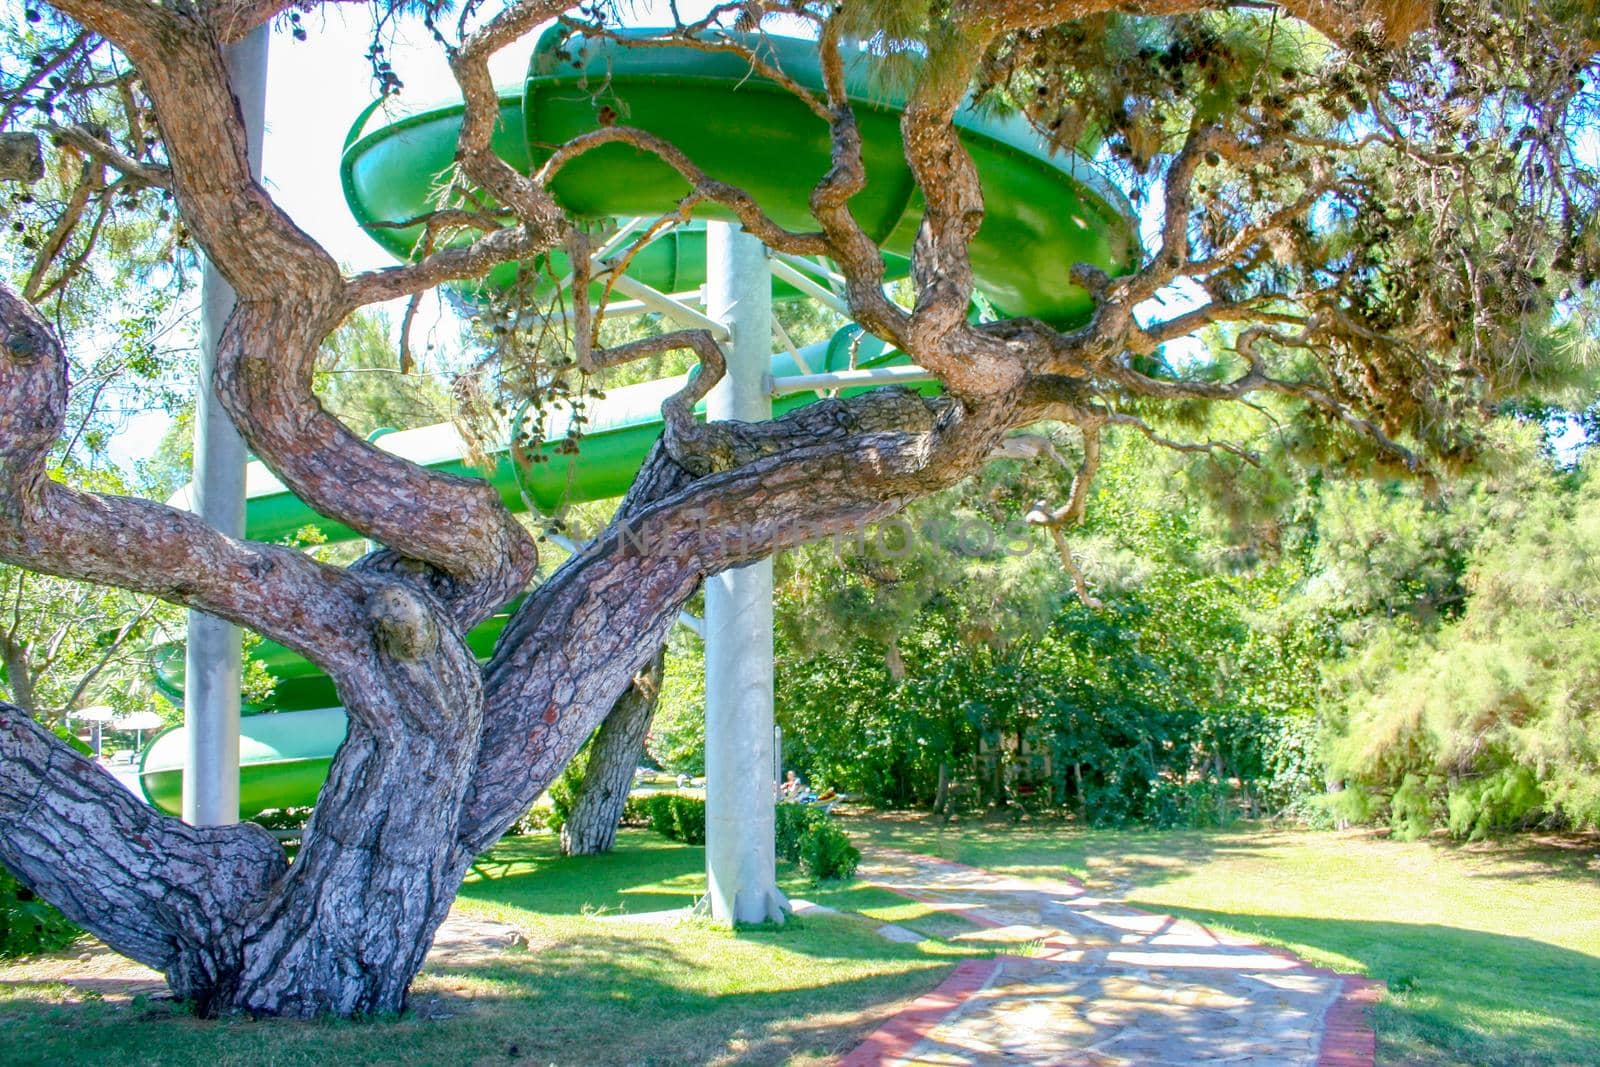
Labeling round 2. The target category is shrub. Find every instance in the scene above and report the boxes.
[1,869,79,958]
[669,795,706,845]
[797,821,859,881]
[1389,773,1442,841]
[545,756,588,836]
[641,793,679,837]
[1146,778,1235,830]
[621,794,652,827]
[508,805,552,836]
[775,802,827,862]
[1446,764,1544,840]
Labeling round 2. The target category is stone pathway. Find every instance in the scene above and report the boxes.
[842,848,1379,1067]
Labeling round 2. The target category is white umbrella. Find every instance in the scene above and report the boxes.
[69,705,117,756]
[115,710,166,755]
[68,705,118,722]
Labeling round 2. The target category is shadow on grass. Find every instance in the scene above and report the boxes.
[1429,831,1600,888]
[1146,906,1600,1067]
[411,919,950,1067]
[0,832,956,1067]
[461,830,988,966]
[0,920,947,1067]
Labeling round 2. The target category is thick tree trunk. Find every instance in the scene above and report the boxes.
[226,582,483,1018]
[2,577,483,1020]
[560,649,665,856]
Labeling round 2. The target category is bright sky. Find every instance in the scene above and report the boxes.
[114,3,716,464]
[263,2,801,267]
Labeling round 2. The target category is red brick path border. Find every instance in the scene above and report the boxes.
[843,848,1382,1067]
[837,956,1008,1067]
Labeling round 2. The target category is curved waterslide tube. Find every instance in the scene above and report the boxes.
[142,30,1137,817]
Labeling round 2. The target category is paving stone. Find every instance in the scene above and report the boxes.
[856,848,1367,1067]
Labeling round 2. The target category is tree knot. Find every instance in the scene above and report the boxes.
[367,584,440,661]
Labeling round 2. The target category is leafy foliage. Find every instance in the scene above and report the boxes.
[772,433,1327,827]
[796,822,860,881]
[1327,457,1600,837]
[0,868,77,958]
[775,801,829,863]
[636,793,707,846]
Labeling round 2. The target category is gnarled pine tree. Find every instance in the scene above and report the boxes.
[1,0,1596,1018]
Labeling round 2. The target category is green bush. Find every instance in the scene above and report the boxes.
[1446,765,1545,840]
[508,805,552,836]
[621,794,653,827]
[640,793,678,837]
[669,795,706,845]
[797,822,859,881]
[1147,778,1235,830]
[1389,773,1443,841]
[635,793,706,844]
[1,869,79,958]
[775,802,827,862]
[545,756,589,837]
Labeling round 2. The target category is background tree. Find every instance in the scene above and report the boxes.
[0,0,1594,1019]
[558,649,665,855]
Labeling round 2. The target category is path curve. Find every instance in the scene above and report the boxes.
[842,847,1379,1067]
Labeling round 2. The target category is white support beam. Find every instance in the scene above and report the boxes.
[528,290,706,326]
[771,363,939,397]
[768,258,851,317]
[602,271,731,341]
[771,251,848,292]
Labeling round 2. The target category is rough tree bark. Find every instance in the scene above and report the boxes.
[0,0,1450,1021]
[560,649,666,857]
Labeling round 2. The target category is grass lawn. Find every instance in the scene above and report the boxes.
[0,829,983,1067]
[0,831,985,1067]
[847,811,1600,1067]
[5,816,1594,1065]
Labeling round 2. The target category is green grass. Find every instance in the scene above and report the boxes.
[7,817,1592,1066]
[0,829,978,1067]
[846,812,1600,1067]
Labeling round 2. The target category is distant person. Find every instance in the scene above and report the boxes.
[779,770,806,801]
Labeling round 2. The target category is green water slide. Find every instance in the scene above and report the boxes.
[139,29,1137,818]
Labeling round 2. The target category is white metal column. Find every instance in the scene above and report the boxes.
[182,26,268,827]
[702,221,787,925]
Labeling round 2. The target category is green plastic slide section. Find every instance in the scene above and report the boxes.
[140,707,347,819]
[144,30,1136,818]
[176,325,906,549]
[342,28,1135,326]
[150,604,520,714]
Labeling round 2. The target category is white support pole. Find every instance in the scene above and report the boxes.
[702,221,787,926]
[182,26,267,827]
